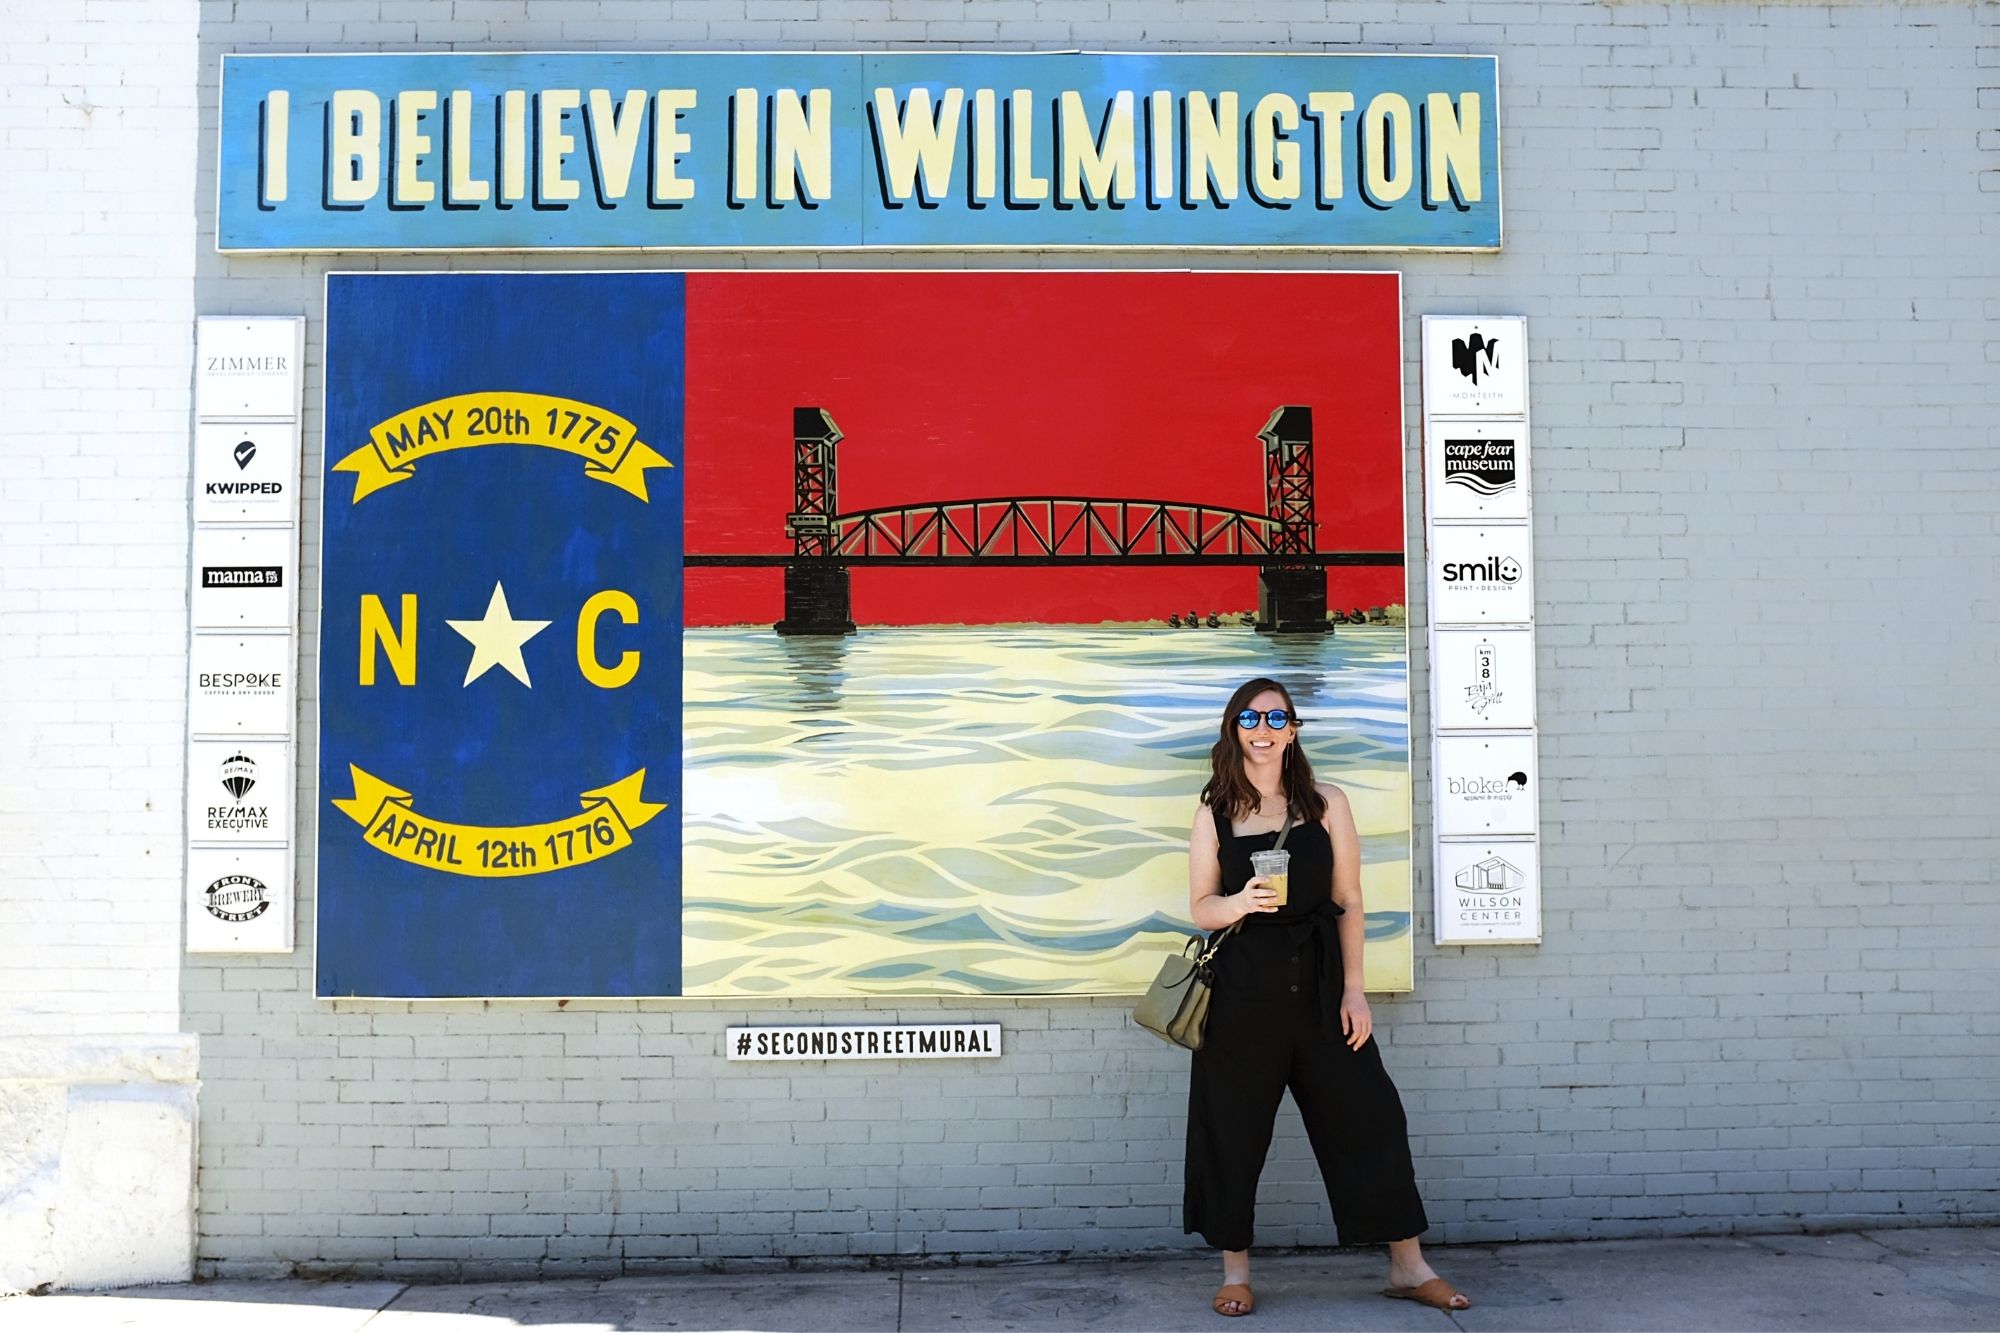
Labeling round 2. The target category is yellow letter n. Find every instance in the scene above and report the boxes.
[360,593,417,685]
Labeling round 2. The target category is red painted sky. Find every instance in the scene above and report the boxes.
[681,271,1406,626]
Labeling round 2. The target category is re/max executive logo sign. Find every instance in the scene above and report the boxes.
[217,52,1500,252]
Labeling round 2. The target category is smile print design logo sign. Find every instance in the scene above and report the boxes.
[317,272,685,1000]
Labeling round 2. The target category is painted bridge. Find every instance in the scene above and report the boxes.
[680,405,1402,634]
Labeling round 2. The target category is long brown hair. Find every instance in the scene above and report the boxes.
[1199,677,1328,824]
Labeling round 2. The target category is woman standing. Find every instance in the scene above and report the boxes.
[1184,677,1468,1317]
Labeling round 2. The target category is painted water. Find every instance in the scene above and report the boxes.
[682,626,1412,997]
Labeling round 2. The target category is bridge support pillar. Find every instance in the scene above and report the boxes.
[1257,565,1328,634]
[775,562,855,636]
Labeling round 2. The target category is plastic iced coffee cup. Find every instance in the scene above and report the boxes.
[1249,849,1290,908]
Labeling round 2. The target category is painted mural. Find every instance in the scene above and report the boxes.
[317,271,1411,999]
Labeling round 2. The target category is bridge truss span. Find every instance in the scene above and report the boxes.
[828,497,1291,565]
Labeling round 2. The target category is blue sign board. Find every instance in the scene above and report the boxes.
[318,272,684,997]
[219,52,1500,251]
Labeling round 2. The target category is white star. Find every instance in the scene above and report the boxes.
[446,582,551,687]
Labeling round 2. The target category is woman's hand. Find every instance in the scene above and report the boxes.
[1233,877,1280,920]
[1340,986,1373,1050]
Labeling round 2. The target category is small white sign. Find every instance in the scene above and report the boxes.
[726,1024,1002,1061]
[193,420,299,523]
[1429,524,1535,626]
[1428,418,1528,522]
[195,317,305,418]
[1433,627,1537,730]
[187,739,291,846]
[1422,315,1526,416]
[186,844,294,953]
[188,633,294,737]
[1435,837,1540,944]
[1434,733,1538,837]
[191,526,297,630]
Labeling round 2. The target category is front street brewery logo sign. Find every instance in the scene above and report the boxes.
[317,272,683,999]
[204,873,271,922]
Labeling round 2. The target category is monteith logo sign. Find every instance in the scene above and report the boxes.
[1451,332,1500,384]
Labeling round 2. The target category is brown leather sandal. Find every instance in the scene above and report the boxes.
[1213,1282,1255,1316]
[1382,1276,1470,1310]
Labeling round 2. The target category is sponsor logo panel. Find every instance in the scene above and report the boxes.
[188,740,292,844]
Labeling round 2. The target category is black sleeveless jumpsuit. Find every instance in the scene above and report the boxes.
[1183,805,1430,1250]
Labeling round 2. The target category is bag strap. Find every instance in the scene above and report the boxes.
[1197,808,1294,966]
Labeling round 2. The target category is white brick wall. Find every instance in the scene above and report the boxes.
[175,0,2000,1276]
[0,0,200,1039]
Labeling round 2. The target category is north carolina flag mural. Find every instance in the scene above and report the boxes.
[317,271,1412,1000]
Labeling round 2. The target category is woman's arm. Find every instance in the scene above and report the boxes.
[1321,782,1373,1049]
[1188,802,1275,931]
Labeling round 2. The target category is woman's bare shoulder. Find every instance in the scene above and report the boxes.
[1314,780,1350,807]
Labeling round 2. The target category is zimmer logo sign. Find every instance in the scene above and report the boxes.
[217,52,1500,252]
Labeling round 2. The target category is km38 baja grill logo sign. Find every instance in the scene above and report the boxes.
[317,271,684,999]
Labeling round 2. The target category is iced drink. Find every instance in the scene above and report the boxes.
[1249,849,1290,908]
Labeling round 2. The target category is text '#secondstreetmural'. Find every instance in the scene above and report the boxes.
[218,52,1501,251]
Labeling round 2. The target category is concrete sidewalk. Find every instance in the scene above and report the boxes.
[5,1226,1996,1331]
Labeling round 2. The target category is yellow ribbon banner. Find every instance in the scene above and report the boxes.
[332,391,673,503]
[330,764,667,878]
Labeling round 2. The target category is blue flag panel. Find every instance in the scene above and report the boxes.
[317,272,684,998]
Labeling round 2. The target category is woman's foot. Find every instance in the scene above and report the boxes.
[1385,1239,1470,1310]
[1215,1250,1253,1316]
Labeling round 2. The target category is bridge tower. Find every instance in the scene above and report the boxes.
[775,407,855,635]
[1256,405,1328,633]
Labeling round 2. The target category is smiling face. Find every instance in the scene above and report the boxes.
[1235,687,1296,768]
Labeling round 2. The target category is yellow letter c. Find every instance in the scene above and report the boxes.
[576,589,640,688]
